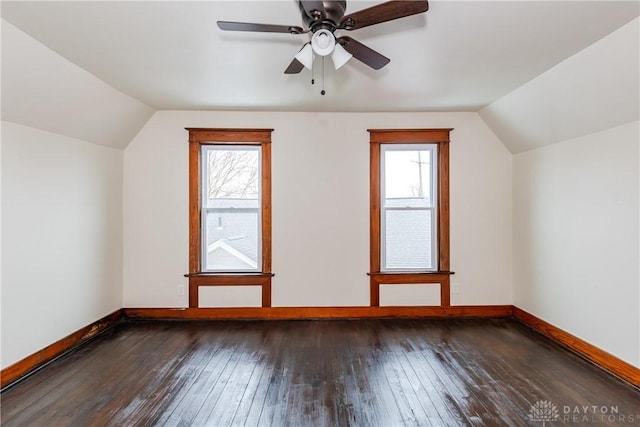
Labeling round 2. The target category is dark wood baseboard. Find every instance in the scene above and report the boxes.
[0,309,124,390]
[513,306,640,388]
[123,305,513,320]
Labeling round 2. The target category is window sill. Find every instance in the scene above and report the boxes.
[368,271,454,284]
[184,272,275,278]
[368,271,454,277]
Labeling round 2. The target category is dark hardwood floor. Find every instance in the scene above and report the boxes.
[2,318,639,426]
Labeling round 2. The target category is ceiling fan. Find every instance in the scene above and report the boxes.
[217,0,429,76]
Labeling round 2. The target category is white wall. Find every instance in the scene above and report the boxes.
[1,121,124,369]
[513,121,640,366]
[123,110,512,308]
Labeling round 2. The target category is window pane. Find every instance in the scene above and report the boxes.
[384,209,433,270]
[206,148,259,202]
[204,210,259,270]
[384,149,432,207]
[203,146,261,271]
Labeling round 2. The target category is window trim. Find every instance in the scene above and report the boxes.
[187,128,273,308]
[368,128,453,307]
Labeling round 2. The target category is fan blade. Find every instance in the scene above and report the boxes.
[217,21,305,34]
[339,1,428,30]
[300,0,326,21]
[338,36,390,70]
[284,58,305,74]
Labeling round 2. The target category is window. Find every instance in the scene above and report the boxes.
[381,144,438,271]
[368,129,452,306]
[187,128,273,308]
[202,145,261,272]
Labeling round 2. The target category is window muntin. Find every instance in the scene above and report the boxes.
[380,144,438,271]
[201,145,261,272]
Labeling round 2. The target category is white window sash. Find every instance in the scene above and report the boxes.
[200,145,262,273]
[380,144,438,272]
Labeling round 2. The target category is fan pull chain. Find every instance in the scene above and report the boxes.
[311,55,315,85]
[321,56,326,96]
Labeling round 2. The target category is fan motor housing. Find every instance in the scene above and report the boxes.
[299,0,346,30]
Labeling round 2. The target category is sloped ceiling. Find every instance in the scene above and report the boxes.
[1,20,154,149]
[480,18,640,153]
[1,1,639,151]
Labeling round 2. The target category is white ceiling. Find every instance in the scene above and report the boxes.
[2,0,639,113]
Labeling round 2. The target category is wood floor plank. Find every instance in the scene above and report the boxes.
[0,325,136,421]
[144,323,234,426]
[202,329,263,426]
[2,318,639,427]
[160,325,245,426]
[113,323,233,426]
[344,322,407,427]
[1,323,172,426]
[393,328,464,425]
[411,332,488,425]
[377,336,433,426]
[237,324,283,426]
[88,324,194,426]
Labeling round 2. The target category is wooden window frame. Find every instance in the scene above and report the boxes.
[368,129,453,307]
[186,128,273,308]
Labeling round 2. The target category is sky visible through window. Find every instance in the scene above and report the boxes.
[207,148,259,201]
[384,149,432,203]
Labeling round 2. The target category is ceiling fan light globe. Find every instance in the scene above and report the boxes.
[294,43,314,70]
[331,43,352,70]
[311,28,335,56]
[317,33,330,49]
